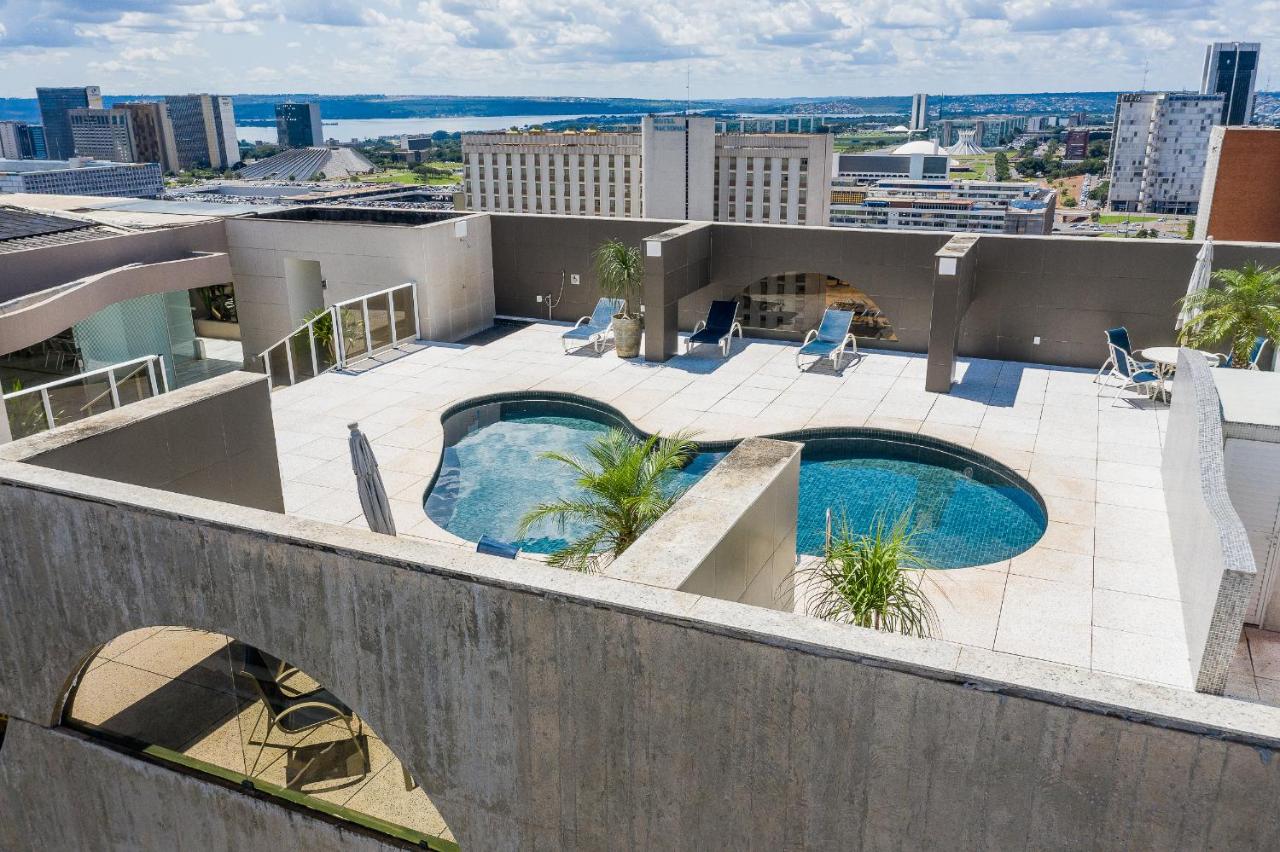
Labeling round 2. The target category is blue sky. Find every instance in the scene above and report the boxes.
[0,0,1273,98]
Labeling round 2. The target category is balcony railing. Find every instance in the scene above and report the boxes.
[258,283,420,390]
[3,354,168,440]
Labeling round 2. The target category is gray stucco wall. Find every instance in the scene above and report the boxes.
[1162,351,1258,693]
[0,371,283,513]
[607,437,800,610]
[960,236,1280,367]
[0,721,395,852]
[4,446,1280,848]
[487,213,681,322]
[641,221,712,360]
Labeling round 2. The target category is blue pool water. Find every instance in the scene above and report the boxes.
[424,398,1045,567]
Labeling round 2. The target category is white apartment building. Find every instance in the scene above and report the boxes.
[830,179,1056,235]
[1109,92,1223,215]
[461,115,832,226]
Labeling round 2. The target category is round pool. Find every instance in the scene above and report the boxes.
[422,394,1045,568]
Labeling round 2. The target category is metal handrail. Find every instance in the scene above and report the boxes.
[2,354,167,436]
[258,282,420,389]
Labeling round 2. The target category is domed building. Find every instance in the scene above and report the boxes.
[892,139,943,156]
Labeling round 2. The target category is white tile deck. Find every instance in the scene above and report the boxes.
[270,322,1197,691]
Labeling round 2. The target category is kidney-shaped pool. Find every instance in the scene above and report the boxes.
[423,394,1046,569]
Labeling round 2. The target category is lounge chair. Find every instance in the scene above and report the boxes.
[1099,335,1163,404]
[685,300,743,356]
[1095,327,1153,386]
[237,644,367,781]
[797,308,857,369]
[562,297,625,353]
[1217,336,1269,370]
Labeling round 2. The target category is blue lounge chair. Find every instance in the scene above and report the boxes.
[1217,336,1269,370]
[1099,332,1163,404]
[797,308,857,369]
[685,300,743,356]
[562,297,625,353]
[1095,327,1153,386]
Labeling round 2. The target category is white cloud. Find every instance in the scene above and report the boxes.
[1,0,1277,96]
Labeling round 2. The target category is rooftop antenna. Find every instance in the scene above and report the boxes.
[1141,58,1149,92]
[686,59,692,116]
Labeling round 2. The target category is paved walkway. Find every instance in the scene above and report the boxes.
[270,322,1194,690]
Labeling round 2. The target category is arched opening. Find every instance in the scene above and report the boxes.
[62,627,455,849]
[736,272,898,341]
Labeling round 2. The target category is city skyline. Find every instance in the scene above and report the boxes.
[0,0,1276,99]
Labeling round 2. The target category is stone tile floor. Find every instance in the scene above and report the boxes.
[69,627,454,843]
[267,321,1227,694]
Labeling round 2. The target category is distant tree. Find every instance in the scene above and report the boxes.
[1184,220,1195,240]
[1088,180,1110,203]
[1062,194,1077,208]
[993,151,1011,182]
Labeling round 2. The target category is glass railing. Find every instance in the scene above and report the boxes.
[257,283,419,390]
[3,355,168,440]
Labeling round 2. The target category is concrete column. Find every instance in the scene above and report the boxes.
[640,222,713,362]
[925,234,980,393]
[0,393,12,444]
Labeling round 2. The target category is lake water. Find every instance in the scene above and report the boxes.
[234,114,597,144]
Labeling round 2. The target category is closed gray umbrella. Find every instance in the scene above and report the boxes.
[348,422,396,536]
[1176,236,1213,332]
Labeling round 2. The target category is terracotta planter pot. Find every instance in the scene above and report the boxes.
[613,315,642,358]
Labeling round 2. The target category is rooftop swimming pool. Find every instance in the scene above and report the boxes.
[423,395,1046,568]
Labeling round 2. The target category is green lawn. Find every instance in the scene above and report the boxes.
[364,163,463,186]
[1096,214,1158,225]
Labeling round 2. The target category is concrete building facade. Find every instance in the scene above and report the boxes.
[829,179,1056,235]
[276,102,324,149]
[0,122,32,159]
[67,108,138,163]
[1108,92,1223,214]
[165,94,239,171]
[117,101,180,173]
[0,159,162,197]
[1202,41,1261,126]
[1195,126,1280,241]
[35,86,101,160]
[910,93,929,131]
[462,116,833,226]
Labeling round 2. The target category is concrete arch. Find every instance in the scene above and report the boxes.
[58,622,453,841]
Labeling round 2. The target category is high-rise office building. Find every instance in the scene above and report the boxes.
[68,108,138,162]
[910,94,929,132]
[0,122,32,159]
[275,102,324,149]
[1108,91,1222,214]
[1201,42,1261,126]
[461,116,833,226]
[116,102,179,173]
[1064,129,1090,161]
[36,86,102,159]
[164,94,240,170]
[26,125,48,159]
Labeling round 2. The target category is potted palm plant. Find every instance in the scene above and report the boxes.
[1178,261,1280,368]
[517,428,696,573]
[794,514,938,638]
[593,238,644,358]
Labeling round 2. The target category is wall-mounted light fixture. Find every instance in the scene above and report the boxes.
[937,256,957,276]
[454,219,468,239]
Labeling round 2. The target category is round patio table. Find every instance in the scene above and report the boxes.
[1139,347,1219,401]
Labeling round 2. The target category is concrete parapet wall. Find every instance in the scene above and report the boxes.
[0,371,283,513]
[607,437,800,610]
[1162,350,1257,693]
[0,252,233,356]
[4,440,1280,847]
[0,721,393,852]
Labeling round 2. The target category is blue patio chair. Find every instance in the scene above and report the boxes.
[1095,327,1153,386]
[562,297,625,353]
[1217,336,1269,370]
[685,300,743,356]
[796,308,857,370]
[1100,334,1163,405]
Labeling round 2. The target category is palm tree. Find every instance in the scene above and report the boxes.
[517,428,696,573]
[796,514,939,638]
[592,239,642,320]
[1178,262,1280,368]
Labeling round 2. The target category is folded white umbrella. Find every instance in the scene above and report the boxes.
[348,422,396,536]
[1176,236,1213,332]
